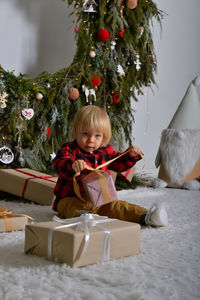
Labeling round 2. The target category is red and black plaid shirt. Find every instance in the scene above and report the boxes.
[52,140,141,211]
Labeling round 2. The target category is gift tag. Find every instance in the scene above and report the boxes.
[22,108,34,120]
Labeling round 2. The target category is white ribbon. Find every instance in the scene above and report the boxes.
[47,214,115,264]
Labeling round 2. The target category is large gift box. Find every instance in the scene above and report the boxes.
[0,207,33,232]
[0,168,58,205]
[24,214,141,267]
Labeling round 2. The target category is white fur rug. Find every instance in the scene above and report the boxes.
[0,171,200,300]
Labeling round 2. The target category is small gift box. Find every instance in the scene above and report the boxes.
[121,166,136,182]
[82,170,118,207]
[0,168,58,205]
[110,166,136,183]
[24,214,141,268]
[0,207,34,232]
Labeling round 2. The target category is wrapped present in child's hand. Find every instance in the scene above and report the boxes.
[82,170,118,207]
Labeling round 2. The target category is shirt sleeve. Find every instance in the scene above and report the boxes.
[53,143,76,180]
[105,145,142,172]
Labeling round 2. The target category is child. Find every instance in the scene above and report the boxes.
[53,105,168,227]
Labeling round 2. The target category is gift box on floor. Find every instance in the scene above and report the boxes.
[0,216,28,232]
[24,214,141,267]
[0,168,58,205]
[110,166,136,183]
[0,207,32,232]
[121,166,136,182]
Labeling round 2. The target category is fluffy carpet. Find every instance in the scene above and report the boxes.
[0,171,200,300]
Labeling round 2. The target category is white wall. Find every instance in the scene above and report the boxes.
[0,0,200,169]
[133,0,200,169]
[0,0,75,75]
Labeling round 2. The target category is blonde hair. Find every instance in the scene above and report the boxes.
[70,105,111,146]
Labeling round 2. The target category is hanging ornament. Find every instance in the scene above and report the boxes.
[46,127,51,137]
[111,41,116,50]
[112,93,120,104]
[89,50,96,58]
[0,146,14,164]
[152,52,157,64]
[69,87,79,101]
[82,0,98,12]
[21,108,35,120]
[0,91,8,109]
[82,85,96,103]
[91,76,101,88]
[98,29,109,42]
[36,92,43,100]
[137,26,144,39]
[127,0,138,9]
[134,54,141,71]
[50,152,56,160]
[15,146,25,166]
[117,64,125,76]
[119,29,125,37]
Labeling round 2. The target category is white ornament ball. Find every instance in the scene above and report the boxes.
[36,92,43,100]
[89,50,96,58]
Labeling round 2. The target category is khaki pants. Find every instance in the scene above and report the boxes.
[57,195,146,224]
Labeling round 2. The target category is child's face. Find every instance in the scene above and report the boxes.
[76,128,103,152]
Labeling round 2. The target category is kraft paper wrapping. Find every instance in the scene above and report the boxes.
[0,216,28,232]
[82,171,118,207]
[110,166,136,183]
[0,168,58,205]
[24,218,140,268]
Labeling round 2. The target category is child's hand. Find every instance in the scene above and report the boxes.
[72,159,87,173]
[129,145,143,157]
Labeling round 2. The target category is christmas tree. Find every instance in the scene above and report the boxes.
[0,0,163,174]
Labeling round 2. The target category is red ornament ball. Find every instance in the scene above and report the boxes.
[119,29,125,37]
[69,88,79,101]
[92,76,101,88]
[98,29,109,42]
[127,0,138,9]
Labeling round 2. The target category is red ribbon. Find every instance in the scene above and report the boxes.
[14,169,57,199]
